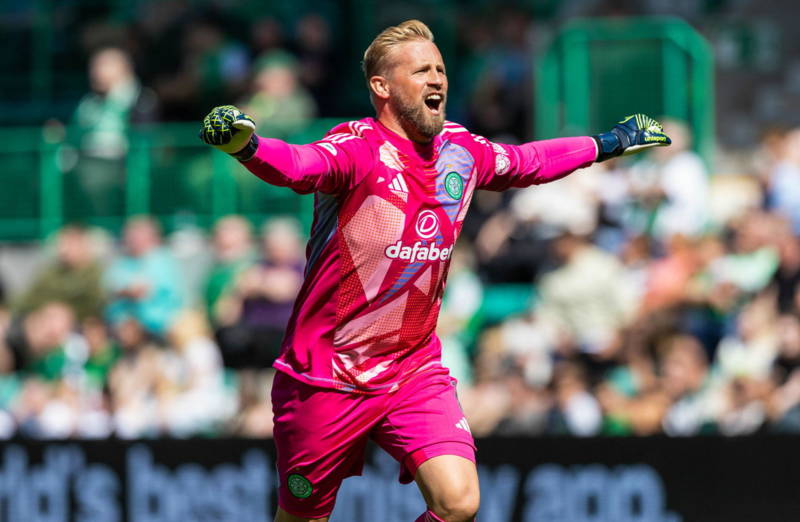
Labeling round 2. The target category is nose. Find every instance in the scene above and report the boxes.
[427,70,444,88]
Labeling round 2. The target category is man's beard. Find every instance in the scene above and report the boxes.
[390,92,445,141]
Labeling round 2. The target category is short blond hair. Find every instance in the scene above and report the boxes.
[362,19,434,81]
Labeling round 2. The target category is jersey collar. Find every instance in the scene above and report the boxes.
[373,119,443,165]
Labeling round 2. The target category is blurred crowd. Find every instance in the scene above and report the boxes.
[453,122,800,437]
[3,0,800,439]
[3,122,800,439]
[44,2,580,141]
[0,215,307,438]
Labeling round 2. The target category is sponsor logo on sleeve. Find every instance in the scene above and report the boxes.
[492,142,510,175]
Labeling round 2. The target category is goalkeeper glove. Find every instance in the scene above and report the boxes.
[199,105,258,160]
[593,114,671,162]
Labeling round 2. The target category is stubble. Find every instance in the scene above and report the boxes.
[390,91,445,141]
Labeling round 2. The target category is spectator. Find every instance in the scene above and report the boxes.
[473,200,552,284]
[0,308,20,438]
[80,316,121,392]
[460,328,514,437]
[718,376,769,435]
[3,305,113,439]
[767,128,800,233]
[204,215,257,326]
[229,369,275,438]
[67,47,157,219]
[13,225,105,321]
[13,378,56,438]
[107,316,163,438]
[509,161,605,238]
[215,218,304,368]
[640,234,699,314]
[770,218,800,314]
[597,340,669,436]
[769,315,800,431]
[242,50,316,139]
[626,119,710,240]
[105,216,183,338]
[708,211,779,296]
[158,310,232,436]
[715,294,779,382]
[660,335,717,436]
[535,233,638,355]
[492,364,551,436]
[548,360,603,436]
[5,302,80,379]
[236,51,317,211]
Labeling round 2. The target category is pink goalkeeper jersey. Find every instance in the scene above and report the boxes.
[242,118,597,393]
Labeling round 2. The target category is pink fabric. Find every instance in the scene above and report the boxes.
[404,441,476,484]
[271,370,475,517]
[512,137,598,184]
[244,137,363,194]
[416,510,448,522]
[240,118,597,393]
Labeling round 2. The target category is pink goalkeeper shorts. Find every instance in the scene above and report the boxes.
[271,369,476,518]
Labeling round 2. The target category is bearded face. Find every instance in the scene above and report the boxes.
[389,85,446,140]
[381,39,448,143]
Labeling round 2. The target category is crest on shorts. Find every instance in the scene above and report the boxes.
[444,171,463,200]
[288,473,313,499]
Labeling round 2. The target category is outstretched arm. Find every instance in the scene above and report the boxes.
[476,113,670,191]
[199,105,370,194]
[240,137,348,194]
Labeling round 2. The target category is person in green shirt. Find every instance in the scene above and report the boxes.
[242,50,317,139]
[81,316,121,391]
[203,215,257,327]
[14,225,105,322]
[67,47,158,219]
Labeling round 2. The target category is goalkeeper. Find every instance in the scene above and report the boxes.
[200,19,670,522]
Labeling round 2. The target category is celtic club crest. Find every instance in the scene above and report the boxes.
[287,473,313,499]
[444,171,463,199]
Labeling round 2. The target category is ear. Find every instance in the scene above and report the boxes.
[369,75,390,101]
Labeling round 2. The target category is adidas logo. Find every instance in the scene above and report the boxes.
[388,173,409,194]
[455,417,471,433]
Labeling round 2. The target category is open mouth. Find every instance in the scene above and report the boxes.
[424,93,443,114]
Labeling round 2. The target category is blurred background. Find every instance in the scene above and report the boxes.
[2,0,800,520]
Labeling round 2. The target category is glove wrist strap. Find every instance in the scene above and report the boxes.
[593,131,623,162]
[232,134,258,162]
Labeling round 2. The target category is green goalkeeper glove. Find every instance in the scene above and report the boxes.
[199,105,258,160]
[593,114,671,162]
